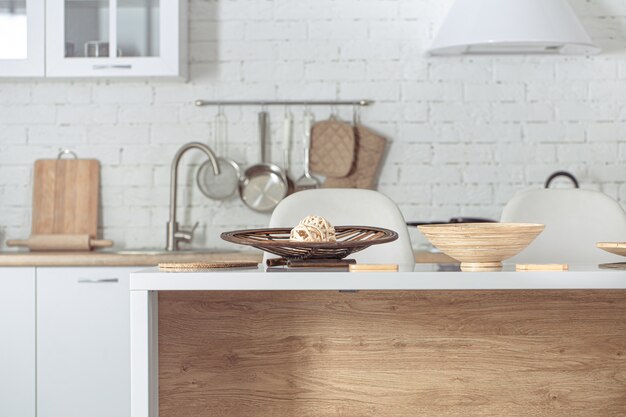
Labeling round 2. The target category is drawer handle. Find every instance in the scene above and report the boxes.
[77,278,119,284]
[92,64,132,70]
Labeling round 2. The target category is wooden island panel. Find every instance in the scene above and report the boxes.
[158,291,626,417]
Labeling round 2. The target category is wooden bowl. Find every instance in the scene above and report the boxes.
[221,226,398,260]
[417,223,545,271]
[597,242,626,257]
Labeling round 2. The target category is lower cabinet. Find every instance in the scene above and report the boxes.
[37,267,136,417]
[0,267,36,417]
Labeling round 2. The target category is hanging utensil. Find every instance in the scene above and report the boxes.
[294,109,320,191]
[197,107,241,200]
[283,109,295,195]
[239,111,288,212]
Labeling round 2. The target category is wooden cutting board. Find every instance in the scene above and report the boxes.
[32,159,100,238]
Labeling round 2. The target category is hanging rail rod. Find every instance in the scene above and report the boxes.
[194,99,373,107]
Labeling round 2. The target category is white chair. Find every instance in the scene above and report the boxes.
[500,188,626,264]
[264,189,415,266]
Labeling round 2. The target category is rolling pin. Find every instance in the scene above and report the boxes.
[6,234,114,251]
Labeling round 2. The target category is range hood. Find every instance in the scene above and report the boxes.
[428,0,600,56]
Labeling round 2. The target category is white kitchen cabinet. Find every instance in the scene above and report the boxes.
[37,267,136,417]
[0,267,36,417]
[46,0,187,78]
[0,0,45,76]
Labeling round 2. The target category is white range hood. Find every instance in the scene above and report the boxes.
[428,0,600,56]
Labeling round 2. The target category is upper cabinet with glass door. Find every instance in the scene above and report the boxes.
[0,0,44,76]
[46,0,186,78]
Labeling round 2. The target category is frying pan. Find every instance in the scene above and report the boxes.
[239,112,288,212]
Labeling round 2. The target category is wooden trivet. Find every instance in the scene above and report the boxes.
[158,261,259,271]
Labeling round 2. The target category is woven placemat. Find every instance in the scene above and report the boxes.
[158,261,259,271]
[599,262,626,270]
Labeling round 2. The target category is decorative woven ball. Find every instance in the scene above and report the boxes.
[289,215,337,243]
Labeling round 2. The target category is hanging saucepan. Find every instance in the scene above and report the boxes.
[239,111,288,212]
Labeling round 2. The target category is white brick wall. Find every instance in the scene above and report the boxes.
[1,0,626,251]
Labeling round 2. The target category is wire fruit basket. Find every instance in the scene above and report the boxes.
[221,226,398,260]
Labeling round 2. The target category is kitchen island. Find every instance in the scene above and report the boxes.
[131,264,626,417]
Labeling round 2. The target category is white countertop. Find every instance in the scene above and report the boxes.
[130,263,626,291]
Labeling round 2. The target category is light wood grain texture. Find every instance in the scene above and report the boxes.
[418,223,545,271]
[159,290,626,417]
[0,251,262,267]
[516,264,569,271]
[32,159,100,238]
[349,264,398,272]
[597,242,626,258]
[6,234,112,251]
[413,251,456,264]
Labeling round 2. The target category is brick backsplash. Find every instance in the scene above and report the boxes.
[1,0,626,251]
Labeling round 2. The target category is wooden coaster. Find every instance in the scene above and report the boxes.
[516,264,569,271]
[349,264,398,272]
[158,261,259,271]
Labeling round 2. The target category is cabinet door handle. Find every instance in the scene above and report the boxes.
[77,278,119,284]
[92,64,132,70]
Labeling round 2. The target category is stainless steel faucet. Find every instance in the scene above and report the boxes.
[166,142,220,251]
